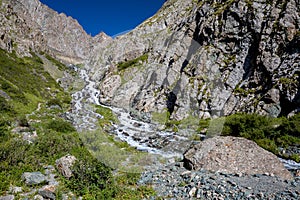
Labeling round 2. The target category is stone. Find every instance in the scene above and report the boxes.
[55,155,76,178]
[33,195,43,200]
[38,185,56,200]
[183,136,293,180]
[9,186,22,194]
[0,195,14,200]
[21,172,46,185]
[189,187,197,197]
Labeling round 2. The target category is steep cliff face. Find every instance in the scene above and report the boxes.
[90,0,300,120]
[0,0,110,63]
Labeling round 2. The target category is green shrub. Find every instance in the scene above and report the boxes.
[221,113,300,161]
[278,113,300,137]
[66,159,112,198]
[0,96,14,114]
[17,115,29,127]
[222,113,271,138]
[46,119,76,133]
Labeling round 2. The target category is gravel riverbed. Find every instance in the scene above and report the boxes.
[138,161,300,200]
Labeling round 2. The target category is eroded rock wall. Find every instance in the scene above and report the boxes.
[90,0,300,120]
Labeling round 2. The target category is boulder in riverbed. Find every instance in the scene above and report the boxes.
[183,136,293,180]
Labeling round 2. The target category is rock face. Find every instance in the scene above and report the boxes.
[89,0,300,120]
[183,136,293,180]
[0,0,110,63]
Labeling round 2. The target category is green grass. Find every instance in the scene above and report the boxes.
[95,105,119,127]
[117,54,148,71]
[0,48,155,199]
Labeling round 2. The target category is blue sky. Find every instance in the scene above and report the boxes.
[39,0,166,37]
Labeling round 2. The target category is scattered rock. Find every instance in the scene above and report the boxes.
[183,136,293,180]
[21,131,38,143]
[9,186,22,194]
[38,185,56,200]
[33,195,43,200]
[22,172,46,185]
[0,195,14,200]
[139,161,300,199]
[55,155,76,178]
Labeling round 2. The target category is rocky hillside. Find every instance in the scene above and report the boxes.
[0,0,110,64]
[90,0,300,121]
[0,0,300,199]
[1,0,298,120]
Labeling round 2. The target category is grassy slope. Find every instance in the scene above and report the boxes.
[0,49,154,199]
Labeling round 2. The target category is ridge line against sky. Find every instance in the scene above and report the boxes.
[39,0,166,37]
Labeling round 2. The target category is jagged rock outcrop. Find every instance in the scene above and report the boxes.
[0,0,110,63]
[90,0,300,120]
[183,136,293,180]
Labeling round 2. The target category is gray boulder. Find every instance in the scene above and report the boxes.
[21,172,46,185]
[183,136,293,180]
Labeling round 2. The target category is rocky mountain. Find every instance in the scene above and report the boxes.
[0,0,300,199]
[89,0,300,121]
[0,0,110,64]
[1,0,299,120]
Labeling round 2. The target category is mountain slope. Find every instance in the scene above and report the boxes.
[90,0,300,121]
[0,0,110,64]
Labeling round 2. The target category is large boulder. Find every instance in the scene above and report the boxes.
[183,136,293,180]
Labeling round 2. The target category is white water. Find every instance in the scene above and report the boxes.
[279,158,300,170]
[67,66,300,170]
[68,67,189,159]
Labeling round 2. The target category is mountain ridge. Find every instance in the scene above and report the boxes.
[1,0,299,119]
[0,0,111,64]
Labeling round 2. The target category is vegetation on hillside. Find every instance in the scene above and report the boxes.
[0,49,155,199]
[152,110,300,162]
[117,54,148,71]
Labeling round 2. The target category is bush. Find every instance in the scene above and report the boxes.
[46,98,62,108]
[278,113,300,137]
[46,119,76,133]
[0,96,14,114]
[17,115,29,127]
[222,113,271,138]
[221,113,300,161]
[66,159,112,198]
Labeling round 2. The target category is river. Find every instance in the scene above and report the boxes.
[66,66,300,171]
